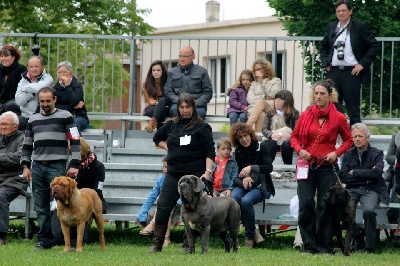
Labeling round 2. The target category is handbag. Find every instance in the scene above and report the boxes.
[233,171,261,190]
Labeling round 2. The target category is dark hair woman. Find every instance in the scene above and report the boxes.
[290,79,353,254]
[261,90,299,165]
[149,93,215,253]
[0,45,27,115]
[142,60,168,132]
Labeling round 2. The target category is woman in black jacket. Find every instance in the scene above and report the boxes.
[54,61,89,132]
[229,123,274,248]
[149,93,215,253]
[0,45,26,115]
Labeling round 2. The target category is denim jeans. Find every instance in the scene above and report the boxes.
[75,116,89,133]
[31,160,67,242]
[231,187,263,239]
[228,112,248,125]
[169,104,207,120]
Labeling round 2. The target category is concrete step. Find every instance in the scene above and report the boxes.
[104,163,162,182]
[108,148,166,164]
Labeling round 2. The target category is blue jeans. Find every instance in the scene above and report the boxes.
[31,161,67,243]
[228,112,248,125]
[231,187,263,239]
[75,116,89,133]
[169,104,207,120]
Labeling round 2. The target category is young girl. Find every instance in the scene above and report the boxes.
[226,70,254,125]
[211,137,238,196]
[261,90,299,165]
[247,59,282,132]
[142,60,168,132]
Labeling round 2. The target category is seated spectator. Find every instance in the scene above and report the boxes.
[210,137,238,197]
[164,46,213,119]
[0,45,26,116]
[261,90,299,165]
[229,123,274,248]
[226,70,253,125]
[137,157,180,248]
[247,59,282,132]
[54,61,89,132]
[340,123,390,254]
[385,131,400,225]
[15,56,54,130]
[0,111,28,245]
[142,60,168,132]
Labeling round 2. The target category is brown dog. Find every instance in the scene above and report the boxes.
[50,176,106,252]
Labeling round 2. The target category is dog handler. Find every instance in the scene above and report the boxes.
[291,79,352,254]
[148,93,215,253]
[21,86,80,250]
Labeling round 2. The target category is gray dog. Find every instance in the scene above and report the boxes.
[178,175,241,254]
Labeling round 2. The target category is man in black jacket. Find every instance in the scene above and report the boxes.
[320,0,379,126]
[0,111,27,245]
[340,123,389,253]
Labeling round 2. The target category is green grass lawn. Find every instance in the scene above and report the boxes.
[1,220,399,266]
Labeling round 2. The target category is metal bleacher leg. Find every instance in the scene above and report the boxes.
[24,195,31,238]
[121,121,126,148]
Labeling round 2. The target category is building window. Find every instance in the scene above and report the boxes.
[265,53,284,83]
[208,57,230,98]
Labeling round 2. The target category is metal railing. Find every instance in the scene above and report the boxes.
[1,33,399,123]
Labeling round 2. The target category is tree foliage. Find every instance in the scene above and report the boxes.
[267,0,400,117]
[0,0,154,35]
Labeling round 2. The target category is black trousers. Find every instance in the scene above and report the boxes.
[297,164,337,253]
[328,67,362,126]
[263,139,294,165]
[143,97,168,129]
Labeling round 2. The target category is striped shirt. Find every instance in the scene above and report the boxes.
[20,108,80,168]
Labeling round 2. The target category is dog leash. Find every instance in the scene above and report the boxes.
[331,164,342,186]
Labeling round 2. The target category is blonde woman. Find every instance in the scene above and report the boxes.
[247,59,282,132]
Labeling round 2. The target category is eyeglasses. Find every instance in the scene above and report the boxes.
[178,54,193,58]
[0,123,15,127]
[57,71,71,74]
[336,9,349,14]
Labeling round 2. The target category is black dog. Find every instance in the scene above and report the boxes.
[323,184,355,256]
[178,175,241,254]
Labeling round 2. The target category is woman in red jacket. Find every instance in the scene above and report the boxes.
[290,79,353,254]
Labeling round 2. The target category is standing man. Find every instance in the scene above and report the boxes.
[320,0,379,126]
[15,56,54,130]
[340,123,389,253]
[0,111,27,245]
[164,46,213,119]
[21,86,80,250]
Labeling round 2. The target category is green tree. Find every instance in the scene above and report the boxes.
[0,0,155,127]
[0,0,154,35]
[268,0,400,118]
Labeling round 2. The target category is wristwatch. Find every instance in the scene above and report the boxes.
[206,168,212,173]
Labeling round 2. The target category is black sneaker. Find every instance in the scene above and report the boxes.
[0,235,7,245]
[34,241,52,251]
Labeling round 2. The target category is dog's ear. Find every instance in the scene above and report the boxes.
[193,175,204,193]
[68,176,78,195]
